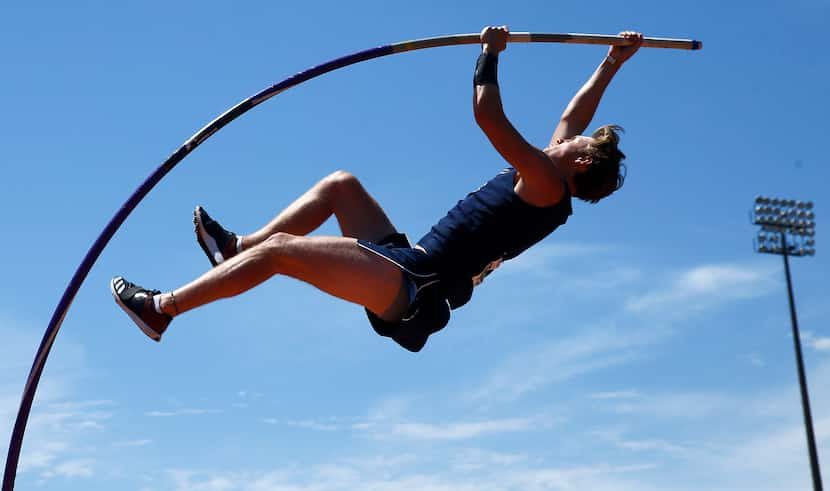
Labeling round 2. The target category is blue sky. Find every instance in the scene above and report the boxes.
[2,0,829,490]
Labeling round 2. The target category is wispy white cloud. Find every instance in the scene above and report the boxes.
[262,418,340,431]
[692,407,830,490]
[704,359,830,488]
[356,390,552,441]
[113,439,153,447]
[588,425,692,456]
[150,354,830,491]
[497,242,642,291]
[233,390,264,408]
[741,352,766,366]
[32,401,114,432]
[506,463,663,491]
[46,459,96,479]
[501,242,615,274]
[261,413,546,441]
[14,398,114,479]
[620,438,689,453]
[571,267,643,290]
[338,452,423,473]
[0,317,107,483]
[145,408,222,417]
[803,331,830,352]
[607,391,736,420]
[46,399,115,410]
[450,448,528,471]
[625,263,778,316]
[583,358,830,488]
[812,338,830,351]
[466,324,666,404]
[386,417,536,440]
[590,390,641,400]
[364,394,416,421]
[169,469,241,491]
[161,460,667,491]
[15,440,70,475]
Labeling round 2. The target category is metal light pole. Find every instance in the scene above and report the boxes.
[752,196,821,491]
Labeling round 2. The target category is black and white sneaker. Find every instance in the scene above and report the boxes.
[194,206,238,266]
[110,276,170,342]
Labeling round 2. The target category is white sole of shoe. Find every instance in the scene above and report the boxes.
[194,208,224,266]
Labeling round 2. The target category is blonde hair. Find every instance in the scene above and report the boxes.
[572,124,627,203]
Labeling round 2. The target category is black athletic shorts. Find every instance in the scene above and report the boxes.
[356,233,451,353]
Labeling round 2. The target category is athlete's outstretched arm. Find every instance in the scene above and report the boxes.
[549,31,643,146]
[473,26,564,207]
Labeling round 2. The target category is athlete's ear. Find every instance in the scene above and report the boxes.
[574,155,593,172]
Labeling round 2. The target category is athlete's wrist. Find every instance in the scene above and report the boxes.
[601,54,622,72]
[481,44,501,55]
[474,52,499,86]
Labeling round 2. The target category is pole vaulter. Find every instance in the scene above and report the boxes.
[3,31,700,491]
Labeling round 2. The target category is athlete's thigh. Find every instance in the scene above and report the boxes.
[333,174,397,243]
[273,234,406,316]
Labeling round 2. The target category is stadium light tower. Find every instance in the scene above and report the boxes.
[752,196,821,491]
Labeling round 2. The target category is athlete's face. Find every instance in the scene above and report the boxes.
[548,135,596,173]
[555,135,594,155]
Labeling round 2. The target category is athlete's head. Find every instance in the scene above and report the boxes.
[551,125,626,204]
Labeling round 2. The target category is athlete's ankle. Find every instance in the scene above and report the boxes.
[155,292,180,318]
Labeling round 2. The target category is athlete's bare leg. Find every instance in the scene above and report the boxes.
[241,170,397,247]
[171,170,407,320]
[175,171,405,318]
[158,233,408,321]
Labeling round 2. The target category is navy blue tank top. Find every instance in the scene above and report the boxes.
[417,168,572,284]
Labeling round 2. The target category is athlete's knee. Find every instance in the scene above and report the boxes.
[262,231,296,249]
[326,170,365,198]
[260,232,298,269]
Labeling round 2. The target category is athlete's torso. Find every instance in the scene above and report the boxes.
[417,167,572,300]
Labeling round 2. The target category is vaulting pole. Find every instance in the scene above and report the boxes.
[2,31,700,490]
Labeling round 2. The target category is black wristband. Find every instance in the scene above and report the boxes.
[473,52,499,86]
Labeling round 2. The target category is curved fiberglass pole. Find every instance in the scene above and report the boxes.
[2,31,700,491]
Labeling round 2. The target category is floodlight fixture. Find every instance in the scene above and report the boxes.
[751,195,821,491]
[752,196,816,257]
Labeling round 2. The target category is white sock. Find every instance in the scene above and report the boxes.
[153,294,164,315]
[236,236,244,253]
